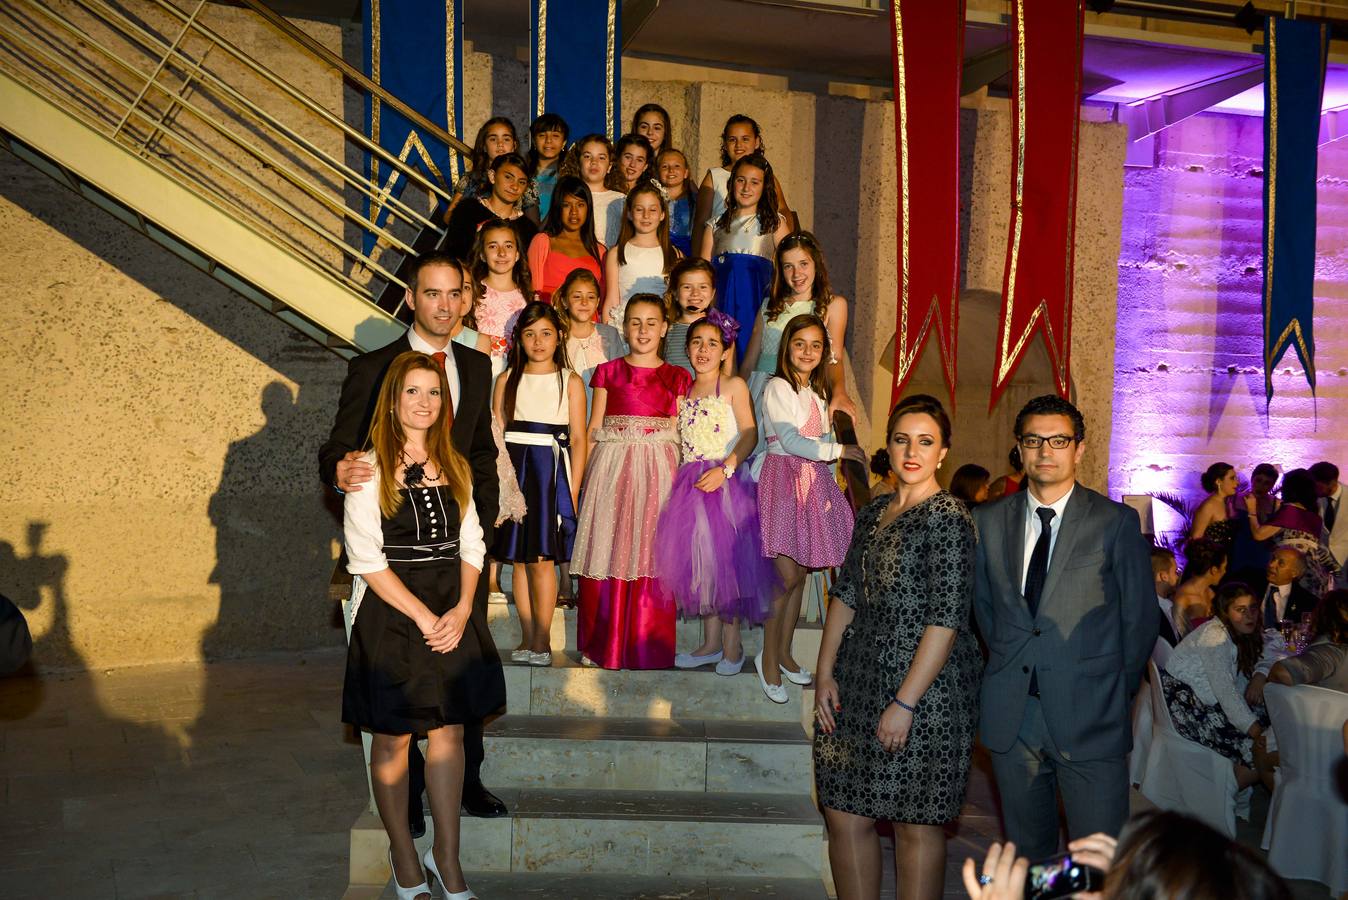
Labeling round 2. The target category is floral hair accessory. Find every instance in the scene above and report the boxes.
[703,308,740,348]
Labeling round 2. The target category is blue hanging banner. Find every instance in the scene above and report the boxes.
[1262,16,1327,401]
[530,0,621,140]
[362,0,465,257]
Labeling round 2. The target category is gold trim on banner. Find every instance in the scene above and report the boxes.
[892,0,913,385]
[605,0,617,137]
[535,0,547,120]
[996,0,1029,385]
[446,0,459,177]
[371,0,381,191]
[1056,11,1083,393]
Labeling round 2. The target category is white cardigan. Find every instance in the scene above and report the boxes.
[1164,618,1279,733]
[760,377,841,462]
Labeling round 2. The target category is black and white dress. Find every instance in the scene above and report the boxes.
[813,492,981,823]
[341,460,505,734]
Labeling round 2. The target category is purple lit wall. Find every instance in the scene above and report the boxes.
[1108,112,1348,535]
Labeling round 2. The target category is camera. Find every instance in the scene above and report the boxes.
[1025,852,1105,900]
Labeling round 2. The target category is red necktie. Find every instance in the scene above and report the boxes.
[431,351,455,427]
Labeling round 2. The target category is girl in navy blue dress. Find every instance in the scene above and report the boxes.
[491,303,588,666]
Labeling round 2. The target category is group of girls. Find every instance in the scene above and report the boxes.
[444,103,865,701]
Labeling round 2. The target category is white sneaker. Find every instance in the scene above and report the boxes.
[754,652,788,704]
[779,664,813,685]
[529,651,552,667]
[674,650,723,669]
[488,591,508,604]
[715,654,746,676]
[580,654,600,668]
[509,648,531,662]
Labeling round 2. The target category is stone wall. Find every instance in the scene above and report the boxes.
[1108,112,1348,533]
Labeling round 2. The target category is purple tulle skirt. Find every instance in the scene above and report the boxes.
[653,460,778,624]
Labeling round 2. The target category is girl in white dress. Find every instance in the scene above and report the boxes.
[602,183,680,328]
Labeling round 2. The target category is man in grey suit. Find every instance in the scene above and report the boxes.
[972,395,1154,859]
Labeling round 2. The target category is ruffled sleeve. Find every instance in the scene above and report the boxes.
[343,454,387,576]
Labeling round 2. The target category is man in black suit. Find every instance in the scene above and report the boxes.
[1256,546,1319,627]
[319,252,506,827]
[972,395,1155,859]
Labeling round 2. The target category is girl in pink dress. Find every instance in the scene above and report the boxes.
[571,294,692,669]
[469,219,531,372]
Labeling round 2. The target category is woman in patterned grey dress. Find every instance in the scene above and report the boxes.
[813,394,981,900]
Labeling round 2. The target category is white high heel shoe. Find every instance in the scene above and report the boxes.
[423,847,477,899]
[388,849,430,900]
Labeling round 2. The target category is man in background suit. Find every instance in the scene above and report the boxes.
[319,252,506,828]
[1311,461,1346,589]
[1253,546,1320,627]
[972,395,1154,859]
[1152,546,1181,648]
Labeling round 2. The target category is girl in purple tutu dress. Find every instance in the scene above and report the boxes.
[572,294,692,669]
[656,312,777,676]
[755,313,865,704]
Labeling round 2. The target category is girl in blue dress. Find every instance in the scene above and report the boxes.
[698,153,790,364]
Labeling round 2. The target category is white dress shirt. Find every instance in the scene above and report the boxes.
[407,326,461,410]
[1264,581,1294,623]
[1022,485,1075,590]
[1322,483,1345,571]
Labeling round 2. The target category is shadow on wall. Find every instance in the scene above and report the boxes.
[1,522,69,714]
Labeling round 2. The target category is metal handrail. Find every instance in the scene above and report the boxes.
[0,8,415,274]
[0,0,468,308]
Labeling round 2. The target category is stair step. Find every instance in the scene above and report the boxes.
[482,715,812,794]
[500,653,814,724]
[487,599,824,675]
[349,788,824,879]
[352,872,831,898]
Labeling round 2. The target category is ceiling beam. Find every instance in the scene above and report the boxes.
[1322,105,1348,146]
[622,0,661,50]
[960,43,1011,96]
[1111,63,1264,142]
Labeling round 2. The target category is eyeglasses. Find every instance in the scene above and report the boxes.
[1018,434,1075,450]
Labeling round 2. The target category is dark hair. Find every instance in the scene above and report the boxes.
[685,317,727,353]
[773,313,832,402]
[526,112,570,176]
[886,394,952,447]
[665,257,716,319]
[1212,581,1262,678]
[715,153,779,235]
[1310,589,1348,644]
[1150,545,1177,576]
[468,218,532,300]
[870,448,893,480]
[553,268,602,325]
[1252,463,1278,481]
[1279,468,1318,509]
[1105,810,1291,900]
[630,103,672,154]
[616,182,678,274]
[612,133,655,191]
[949,464,991,508]
[767,231,833,323]
[1014,394,1086,443]
[1309,460,1340,484]
[409,252,466,291]
[1200,462,1235,494]
[719,114,764,166]
[502,302,568,423]
[541,176,603,266]
[1181,539,1227,582]
[560,133,615,187]
[1008,445,1023,474]
[468,116,518,175]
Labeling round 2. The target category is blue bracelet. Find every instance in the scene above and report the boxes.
[888,696,917,714]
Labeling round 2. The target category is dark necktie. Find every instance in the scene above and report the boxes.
[1024,507,1056,618]
[431,351,455,427]
[1264,584,1280,629]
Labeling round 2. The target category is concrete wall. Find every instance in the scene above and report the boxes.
[1108,112,1348,532]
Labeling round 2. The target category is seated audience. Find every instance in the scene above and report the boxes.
[1172,539,1227,636]
[1246,467,1340,596]
[1190,461,1238,548]
[1160,582,1276,789]
[962,810,1291,900]
[1268,589,1348,693]
[949,463,991,510]
[1253,546,1319,629]
[1152,546,1181,647]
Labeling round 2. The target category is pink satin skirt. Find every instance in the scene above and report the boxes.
[576,576,675,670]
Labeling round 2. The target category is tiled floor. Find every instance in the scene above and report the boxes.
[0,651,1334,899]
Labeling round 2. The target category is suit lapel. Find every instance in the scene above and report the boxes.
[1039,484,1087,610]
[1004,492,1028,610]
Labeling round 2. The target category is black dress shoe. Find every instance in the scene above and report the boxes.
[461,785,508,818]
[408,814,426,839]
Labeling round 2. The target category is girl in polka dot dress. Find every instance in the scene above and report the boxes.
[754,314,864,703]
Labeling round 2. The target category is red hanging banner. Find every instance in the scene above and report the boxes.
[990,0,1085,409]
[889,0,964,408]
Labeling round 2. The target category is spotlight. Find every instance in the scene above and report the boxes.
[1234,1,1263,34]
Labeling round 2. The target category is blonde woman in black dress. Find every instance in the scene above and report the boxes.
[343,351,504,900]
[813,394,981,900]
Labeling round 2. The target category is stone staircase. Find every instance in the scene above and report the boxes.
[343,594,832,899]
